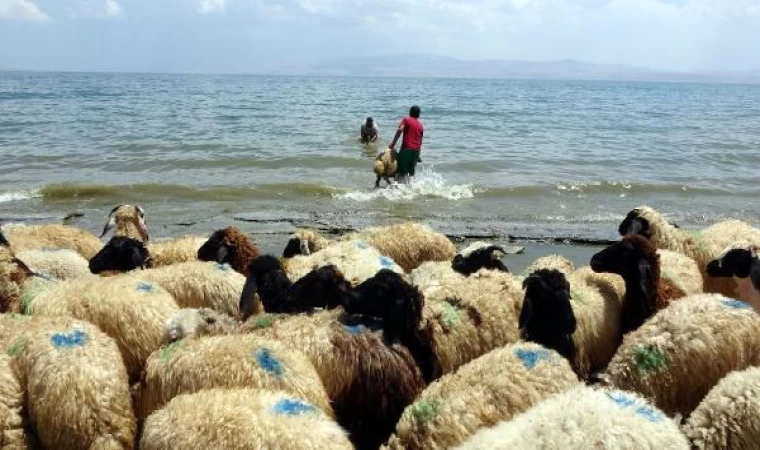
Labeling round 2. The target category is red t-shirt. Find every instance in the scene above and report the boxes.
[399,116,423,150]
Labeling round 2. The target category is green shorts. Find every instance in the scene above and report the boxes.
[398,148,420,176]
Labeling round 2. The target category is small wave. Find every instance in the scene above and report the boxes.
[0,189,41,203]
[336,168,476,202]
[38,182,340,202]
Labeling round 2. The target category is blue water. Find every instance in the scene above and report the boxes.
[1,71,759,240]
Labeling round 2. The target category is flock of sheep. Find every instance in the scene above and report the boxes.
[1,203,759,449]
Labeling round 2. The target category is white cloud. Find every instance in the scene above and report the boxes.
[104,0,122,17]
[198,0,225,14]
[76,0,123,19]
[0,0,51,22]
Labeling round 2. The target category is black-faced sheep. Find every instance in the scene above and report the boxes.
[519,267,624,379]
[239,255,352,320]
[591,234,690,334]
[196,226,261,274]
[99,203,149,241]
[618,206,760,297]
[706,242,760,312]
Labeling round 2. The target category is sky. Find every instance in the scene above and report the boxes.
[1,0,759,73]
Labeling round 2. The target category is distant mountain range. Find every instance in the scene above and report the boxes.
[257,54,760,84]
[3,55,760,84]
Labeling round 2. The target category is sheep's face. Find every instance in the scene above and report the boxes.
[282,237,309,258]
[197,229,234,265]
[289,264,352,310]
[89,236,152,274]
[590,235,652,278]
[452,244,509,276]
[520,269,576,335]
[707,246,755,279]
[162,308,234,344]
[100,204,149,241]
[618,209,653,239]
[347,269,424,331]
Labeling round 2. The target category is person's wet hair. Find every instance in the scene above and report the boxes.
[409,105,421,118]
[366,117,374,126]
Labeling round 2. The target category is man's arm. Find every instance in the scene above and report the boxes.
[389,122,404,149]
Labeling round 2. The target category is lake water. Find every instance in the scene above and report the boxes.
[2,71,759,242]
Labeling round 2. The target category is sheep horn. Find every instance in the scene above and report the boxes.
[99,206,123,238]
[136,205,149,241]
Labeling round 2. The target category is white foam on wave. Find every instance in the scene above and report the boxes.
[0,189,41,203]
[336,167,476,202]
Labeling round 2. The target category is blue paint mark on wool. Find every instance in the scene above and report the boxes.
[215,262,231,271]
[271,398,317,416]
[379,256,395,269]
[255,348,284,376]
[514,348,550,370]
[356,241,368,250]
[343,324,367,335]
[50,329,89,348]
[721,298,752,310]
[136,282,154,293]
[605,391,663,423]
[41,247,64,252]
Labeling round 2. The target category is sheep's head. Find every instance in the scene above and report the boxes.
[591,234,660,283]
[197,226,260,274]
[520,269,576,339]
[89,236,152,274]
[289,264,352,311]
[618,207,654,238]
[707,243,760,285]
[0,230,9,247]
[162,308,237,344]
[451,242,509,276]
[239,255,288,320]
[345,269,424,341]
[100,204,149,241]
[282,229,328,258]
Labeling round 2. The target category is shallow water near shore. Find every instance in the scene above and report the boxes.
[2,72,759,244]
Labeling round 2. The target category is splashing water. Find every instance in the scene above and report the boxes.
[336,167,477,202]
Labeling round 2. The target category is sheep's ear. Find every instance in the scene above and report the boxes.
[750,261,760,291]
[239,276,259,322]
[518,297,533,331]
[100,215,116,239]
[136,206,149,241]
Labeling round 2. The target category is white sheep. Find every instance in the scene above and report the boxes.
[383,342,579,450]
[14,247,93,281]
[1,222,102,259]
[602,293,760,416]
[140,389,353,450]
[683,366,760,450]
[455,386,690,450]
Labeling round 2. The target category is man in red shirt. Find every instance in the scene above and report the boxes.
[389,105,424,184]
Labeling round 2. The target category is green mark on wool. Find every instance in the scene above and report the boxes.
[570,289,586,304]
[409,398,441,424]
[160,341,182,363]
[6,338,26,357]
[9,313,30,321]
[634,344,668,375]
[251,315,274,329]
[20,279,52,314]
[440,300,462,328]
